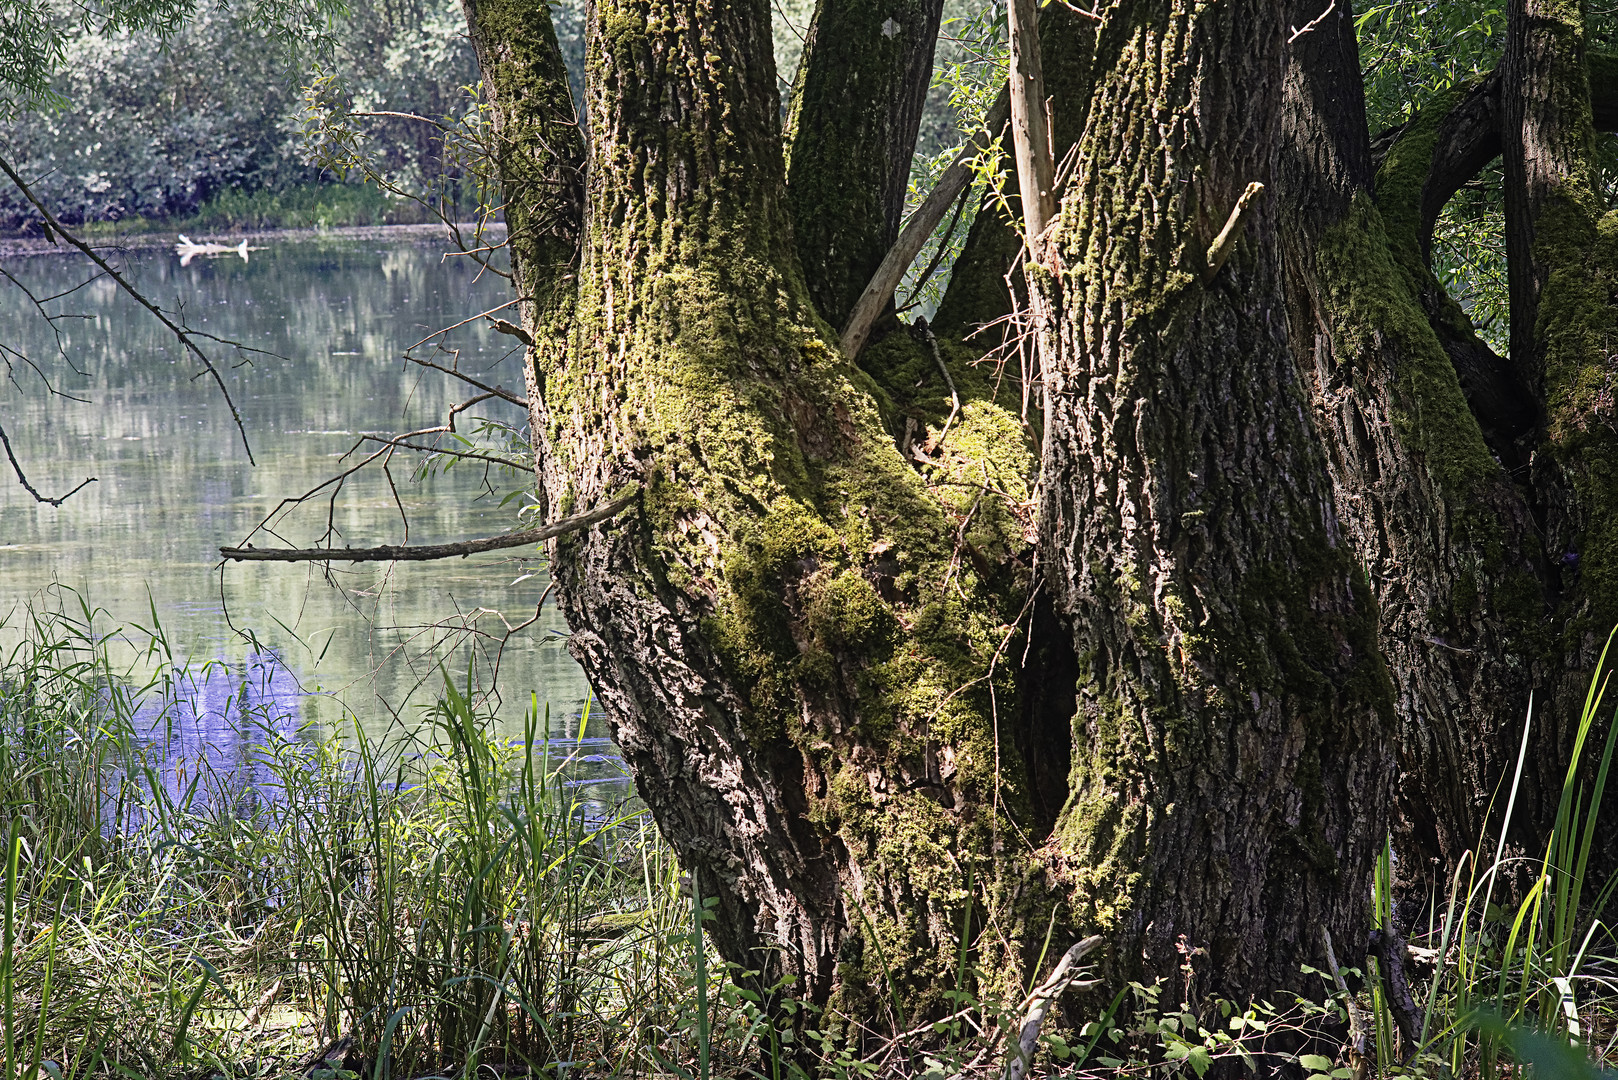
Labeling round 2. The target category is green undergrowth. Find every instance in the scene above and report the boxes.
[0,596,708,1079]
[9,593,1618,1079]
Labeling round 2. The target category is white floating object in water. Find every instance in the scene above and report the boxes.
[175,234,256,266]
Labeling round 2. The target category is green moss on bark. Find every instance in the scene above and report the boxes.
[1319,195,1501,500]
[1540,208,1618,623]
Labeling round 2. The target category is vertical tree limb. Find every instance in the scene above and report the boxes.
[459,0,586,504]
[1006,0,1055,261]
[786,0,948,327]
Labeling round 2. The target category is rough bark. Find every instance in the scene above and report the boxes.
[1503,0,1598,383]
[1503,0,1618,876]
[1276,0,1548,892]
[1036,0,1394,996]
[534,0,1051,1023]
[785,0,947,327]
[1286,0,1618,889]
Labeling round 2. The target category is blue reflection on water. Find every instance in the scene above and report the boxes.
[121,649,634,823]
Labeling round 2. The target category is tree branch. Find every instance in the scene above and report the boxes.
[0,151,256,465]
[1007,0,1056,258]
[1002,935,1103,1080]
[220,488,638,562]
[0,419,95,505]
[841,87,1010,360]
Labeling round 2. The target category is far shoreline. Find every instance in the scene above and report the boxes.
[0,219,507,259]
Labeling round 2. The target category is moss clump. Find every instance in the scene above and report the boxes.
[1318,195,1501,500]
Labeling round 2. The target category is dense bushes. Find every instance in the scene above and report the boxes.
[0,0,480,232]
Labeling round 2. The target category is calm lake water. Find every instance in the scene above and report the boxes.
[0,227,629,809]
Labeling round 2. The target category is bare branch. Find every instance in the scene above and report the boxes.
[0,419,96,505]
[356,431,529,471]
[220,488,639,562]
[0,151,257,464]
[841,87,1012,360]
[402,351,528,407]
[404,299,522,353]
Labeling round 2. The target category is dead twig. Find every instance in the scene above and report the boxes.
[1003,935,1104,1080]
[1289,0,1338,43]
[1203,181,1266,283]
[0,419,96,505]
[220,488,638,562]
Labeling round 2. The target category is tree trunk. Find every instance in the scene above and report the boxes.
[533,0,1056,1022]
[1035,0,1393,995]
[452,0,1618,1031]
[786,0,946,328]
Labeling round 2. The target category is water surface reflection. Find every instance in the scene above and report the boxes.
[0,229,629,813]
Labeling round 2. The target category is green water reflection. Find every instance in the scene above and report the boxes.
[0,231,610,773]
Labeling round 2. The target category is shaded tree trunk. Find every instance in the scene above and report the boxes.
[786,0,947,327]
[1034,0,1393,994]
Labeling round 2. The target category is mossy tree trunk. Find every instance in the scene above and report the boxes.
[1033,0,1394,994]
[457,0,1618,1027]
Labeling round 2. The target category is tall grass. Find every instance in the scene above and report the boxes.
[1359,634,1618,1078]
[0,596,722,1078]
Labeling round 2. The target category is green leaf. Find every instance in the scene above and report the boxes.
[1298,1054,1335,1072]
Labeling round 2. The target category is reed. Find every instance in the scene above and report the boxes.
[0,595,720,1078]
[1357,632,1618,1078]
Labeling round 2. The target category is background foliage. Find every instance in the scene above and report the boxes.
[0,0,476,231]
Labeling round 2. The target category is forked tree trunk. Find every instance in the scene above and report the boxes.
[457,0,1618,1028]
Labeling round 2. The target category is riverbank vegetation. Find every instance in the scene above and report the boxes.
[8,594,1618,1078]
[0,0,480,234]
